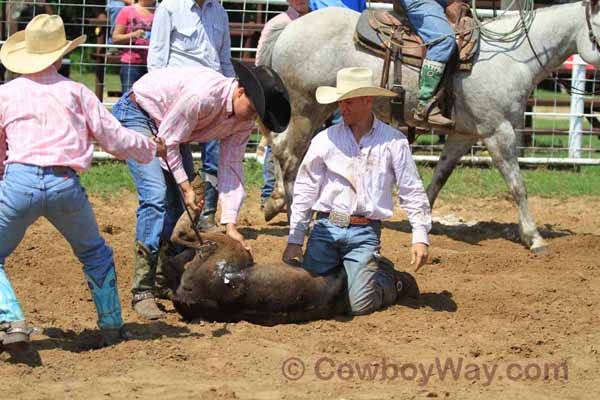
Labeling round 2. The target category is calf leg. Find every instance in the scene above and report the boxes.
[484,123,548,252]
[426,135,477,207]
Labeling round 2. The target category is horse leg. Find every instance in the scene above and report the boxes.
[426,135,477,207]
[263,152,287,222]
[483,125,548,252]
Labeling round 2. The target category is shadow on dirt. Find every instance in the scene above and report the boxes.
[383,220,575,246]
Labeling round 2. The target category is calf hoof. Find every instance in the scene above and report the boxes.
[263,198,286,222]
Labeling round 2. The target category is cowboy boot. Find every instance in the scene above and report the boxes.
[375,255,420,303]
[154,241,177,300]
[83,263,128,346]
[413,59,454,127]
[0,320,33,353]
[131,242,165,320]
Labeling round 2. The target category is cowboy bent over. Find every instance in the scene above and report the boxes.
[0,15,165,353]
[282,67,430,315]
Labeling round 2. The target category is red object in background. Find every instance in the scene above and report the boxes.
[564,55,595,71]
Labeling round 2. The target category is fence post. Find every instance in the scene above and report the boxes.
[568,55,586,158]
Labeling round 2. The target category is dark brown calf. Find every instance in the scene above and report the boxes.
[165,216,350,326]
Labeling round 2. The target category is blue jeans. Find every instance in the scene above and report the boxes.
[112,93,195,257]
[303,218,397,315]
[120,64,147,95]
[260,145,275,204]
[0,164,122,329]
[106,0,125,43]
[399,0,456,62]
[199,140,219,216]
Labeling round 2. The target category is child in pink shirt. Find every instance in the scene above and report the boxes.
[112,0,155,93]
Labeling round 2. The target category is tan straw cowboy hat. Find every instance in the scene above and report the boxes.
[0,14,86,74]
[315,67,397,104]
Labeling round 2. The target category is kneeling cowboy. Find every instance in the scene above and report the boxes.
[112,62,291,320]
[283,67,430,316]
[0,15,166,352]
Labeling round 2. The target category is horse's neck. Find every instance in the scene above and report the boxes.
[484,2,584,83]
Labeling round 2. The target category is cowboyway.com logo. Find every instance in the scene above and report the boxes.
[281,356,568,386]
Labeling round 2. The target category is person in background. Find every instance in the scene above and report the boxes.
[255,0,310,208]
[112,0,156,93]
[107,0,134,43]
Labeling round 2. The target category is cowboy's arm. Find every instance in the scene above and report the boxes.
[218,10,235,77]
[0,126,6,180]
[81,86,157,163]
[391,137,431,244]
[391,136,431,269]
[288,140,326,245]
[157,92,203,185]
[218,127,251,225]
[147,4,171,70]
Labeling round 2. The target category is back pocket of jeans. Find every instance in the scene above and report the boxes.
[54,182,88,215]
[0,185,33,220]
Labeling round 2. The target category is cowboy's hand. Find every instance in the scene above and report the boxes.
[411,243,429,272]
[152,136,167,159]
[282,243,303,267]
[179,181,199,212]
[226,224,254,259]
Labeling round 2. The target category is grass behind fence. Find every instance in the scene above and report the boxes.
[81,159,600,199]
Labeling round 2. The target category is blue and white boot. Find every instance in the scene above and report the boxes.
[84,264,125,346]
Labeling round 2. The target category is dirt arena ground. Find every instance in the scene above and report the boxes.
[2,190,599,399]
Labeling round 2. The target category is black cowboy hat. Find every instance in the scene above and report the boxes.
[232,60,291,133]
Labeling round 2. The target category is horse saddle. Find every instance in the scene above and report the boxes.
[354,1,479,71]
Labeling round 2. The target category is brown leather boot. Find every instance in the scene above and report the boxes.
[1,320,33,353]
[413,103,454,127]
[132,291,165,320]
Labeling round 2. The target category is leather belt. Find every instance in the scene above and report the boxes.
[316,211,374,227]
[129,91,141,109]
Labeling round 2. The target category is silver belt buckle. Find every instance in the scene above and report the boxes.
[329,210,350,227]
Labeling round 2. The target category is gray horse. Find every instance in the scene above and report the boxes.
[258,0,600,252]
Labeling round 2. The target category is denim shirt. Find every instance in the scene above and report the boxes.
[147,0,234,77]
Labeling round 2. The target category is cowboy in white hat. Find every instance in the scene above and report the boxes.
[0,14,166,354]
[282,67,431,316]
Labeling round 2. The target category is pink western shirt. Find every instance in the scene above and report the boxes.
[131,66,255,224]
[0,67,157,178]
[255,7,301,65]
[288,117,432,245]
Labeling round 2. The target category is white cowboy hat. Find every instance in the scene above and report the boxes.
[315,67,397,104]
[0,14,86,74]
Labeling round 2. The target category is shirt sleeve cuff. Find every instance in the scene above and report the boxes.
[173,166,188,184]
[412,228,429,246]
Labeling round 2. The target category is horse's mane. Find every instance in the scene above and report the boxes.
[256,22,288,67]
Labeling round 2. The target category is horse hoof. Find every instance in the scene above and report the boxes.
[531,245,550,254]
[263,199,285,222]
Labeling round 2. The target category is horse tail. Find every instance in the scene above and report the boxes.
[256,22,289,67]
